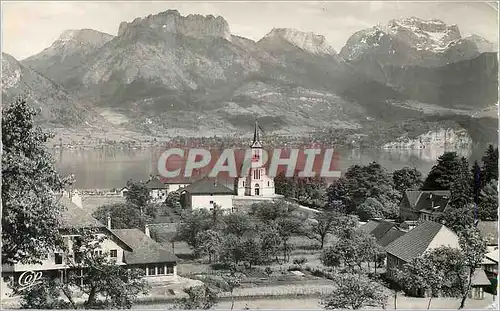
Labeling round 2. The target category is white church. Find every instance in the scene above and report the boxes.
[235,121,276,197]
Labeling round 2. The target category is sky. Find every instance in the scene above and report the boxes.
[2,1,498,60]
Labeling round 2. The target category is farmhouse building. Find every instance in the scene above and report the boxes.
[180,178,234,211]
[385,221,492,299]
[1,196,178,299]
[399,190,451,221]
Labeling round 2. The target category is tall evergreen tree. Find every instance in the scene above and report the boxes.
[471,160,482,204]
[481,144,498,185]
[449,157,473,208]
[478,181,498,221]
[422,152,461,190]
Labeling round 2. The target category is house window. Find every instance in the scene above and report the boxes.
[166,265,174,275]
[110,250,117,260]
[94,250,103,257]
[147,265,156,276]
[157,265,165,275]
[55,253,63,265]
[268,181,270,187]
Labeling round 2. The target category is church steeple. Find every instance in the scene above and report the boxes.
[251,119,262,148]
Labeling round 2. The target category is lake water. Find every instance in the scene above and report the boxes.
[54,145,488,189]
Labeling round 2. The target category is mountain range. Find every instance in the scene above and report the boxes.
[2,10,498,145]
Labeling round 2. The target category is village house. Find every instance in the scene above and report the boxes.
[360,219,407,247]
[385,220,491,299]
[146,176,168,203]
[399,190,451,221]
[163,177,192,194]
[112,226,178,283]
[481,249,498,276]
[1,196,178,299]
[180,178,234,211]
[235,121,276,198]
[119,186,129,197]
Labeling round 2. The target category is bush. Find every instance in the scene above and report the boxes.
[264,267,273,277]
[293,257,308,265]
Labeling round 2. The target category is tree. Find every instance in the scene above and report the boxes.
[326,177,351,212]
[176,209,213,250]
[306,210,337,249]
[437,204,475,234]
[344,162,401,212]
[92,203,149,230]
[478,181,498,221]
[321,229,380,271]
[165,191,182,210]
[457,227,487,309]
[394,250,447,309]
[393,166,423,195]
[449,157,473,209]
[220,234,245,266]
[422,152,461,190]
[356,198,384,221]
[173,284,219,310]
[471,160,482,202]
[223,213,254,238]
[16,229,149,309]
[259,227,282,263]
[2,98,66,265]
[195,230,223,263]
[481,144,498,185]
[274,172,297,198]
[321,273,388,309]
[125,180,151,214]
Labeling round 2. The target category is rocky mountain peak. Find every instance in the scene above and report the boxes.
[259,28,337,55]
[386,16,461,51]
[55,29,114,47]
[117,9,232,41]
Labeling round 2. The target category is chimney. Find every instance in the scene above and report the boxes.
[145,224,150,237]
[107,214,112,230]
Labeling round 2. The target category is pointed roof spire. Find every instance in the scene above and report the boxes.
[251,118,263,148]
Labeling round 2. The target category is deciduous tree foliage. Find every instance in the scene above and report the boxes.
[124,180,151,213]
[321,273,388,309]
[92,203,150,230]
[394,246,454,309]
[2,99,66,264]
[457,227,487,309]
[356,198,384,221]
[393,166,423,195]
[437,204,475,234]
[343,162,401,217]
[321,228,380,271]
[306,210,338,249]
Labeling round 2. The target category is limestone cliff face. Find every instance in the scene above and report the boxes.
[258,28,337,55]
[383,128,472,149]
[117,9,231,41]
